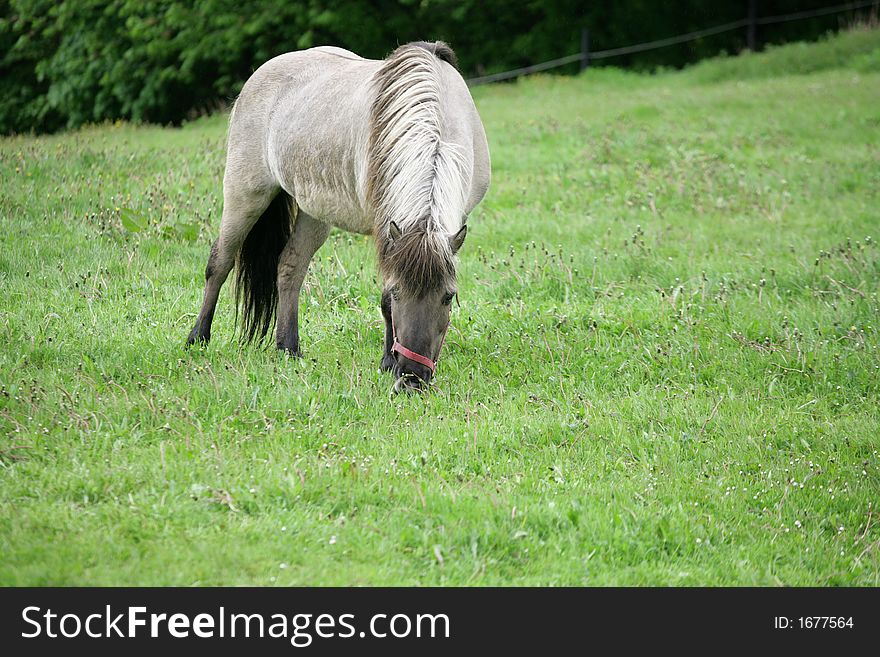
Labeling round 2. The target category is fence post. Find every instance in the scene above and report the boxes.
[580,27,590,71]
[747,0,758,51]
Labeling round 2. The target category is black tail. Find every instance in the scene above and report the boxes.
[235,192,293,343]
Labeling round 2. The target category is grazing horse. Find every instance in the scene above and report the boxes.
[186,41,490,392]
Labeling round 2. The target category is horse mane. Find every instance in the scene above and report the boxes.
[367,41,468,295]
[407,41,458,69]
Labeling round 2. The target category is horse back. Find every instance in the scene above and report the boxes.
[226,47,489,231]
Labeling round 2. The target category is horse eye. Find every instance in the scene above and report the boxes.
[442,292,456,306]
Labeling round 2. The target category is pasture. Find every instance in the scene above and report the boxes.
[1,29,878,585]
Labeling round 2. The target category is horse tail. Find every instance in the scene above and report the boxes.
[235,192,293,342]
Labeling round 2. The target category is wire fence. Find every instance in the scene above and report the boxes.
[466,0,879,86]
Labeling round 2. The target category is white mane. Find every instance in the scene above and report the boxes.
[368,46,471,251]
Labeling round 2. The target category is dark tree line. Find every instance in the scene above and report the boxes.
[0,0,872,134]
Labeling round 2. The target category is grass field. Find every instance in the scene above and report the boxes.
[1,28,878,586]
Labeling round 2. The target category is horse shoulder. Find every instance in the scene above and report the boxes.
[259,59,375,231]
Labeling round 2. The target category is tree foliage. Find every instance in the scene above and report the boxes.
[0,0,870,133]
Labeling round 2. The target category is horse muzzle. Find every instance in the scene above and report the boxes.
[391,345,434,394]
[389,321,449,394]
[392,372,429,394]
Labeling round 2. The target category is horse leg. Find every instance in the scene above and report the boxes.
[187,184,276,346]
[380,286,395,372]
[276,211,330,355]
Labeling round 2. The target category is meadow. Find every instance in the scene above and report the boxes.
[1,28,878,585]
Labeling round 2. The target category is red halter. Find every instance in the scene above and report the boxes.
[391,315,450,374]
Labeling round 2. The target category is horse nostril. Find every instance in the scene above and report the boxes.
[394,352,432,382]
[404,367,431,385]
[392,374,425,395]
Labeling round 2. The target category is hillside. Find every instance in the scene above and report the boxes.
[0,28,878,585]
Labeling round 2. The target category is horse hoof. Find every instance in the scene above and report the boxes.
[186,329,209,348]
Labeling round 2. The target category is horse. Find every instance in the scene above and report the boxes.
[186,41,491,393]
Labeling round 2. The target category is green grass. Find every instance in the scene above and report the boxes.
[1,28,878,586]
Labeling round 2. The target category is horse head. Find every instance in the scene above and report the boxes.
[381,221,467,393]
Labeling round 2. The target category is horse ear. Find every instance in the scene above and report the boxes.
[449,224,467,254]
[389,221,402,242]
